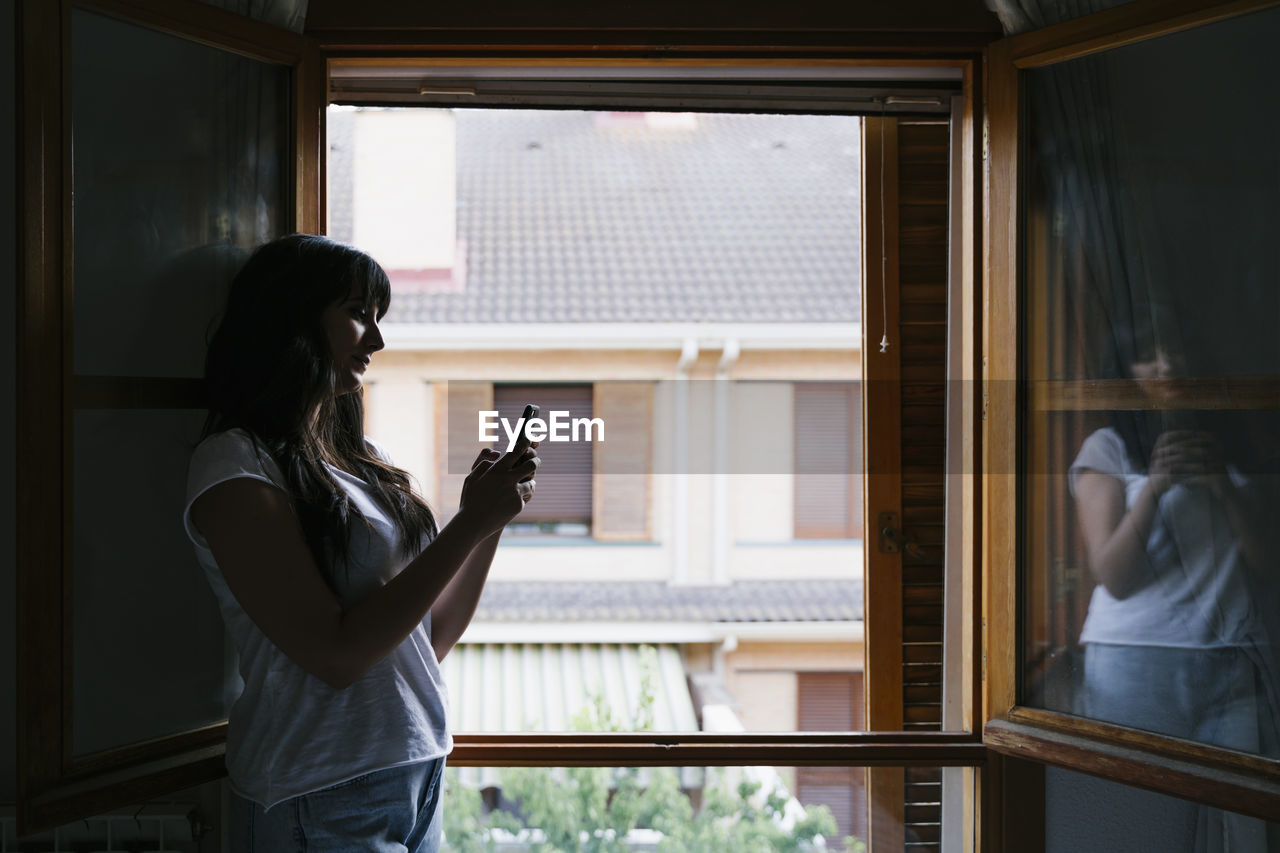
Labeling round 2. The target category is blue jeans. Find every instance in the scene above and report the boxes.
[230,757,446,853]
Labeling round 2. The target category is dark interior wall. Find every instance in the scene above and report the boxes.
[3,0,18,804]
[305,0,1002,40]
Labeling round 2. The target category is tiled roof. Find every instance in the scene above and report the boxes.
[329,109,861,324]
[472,579,862,623]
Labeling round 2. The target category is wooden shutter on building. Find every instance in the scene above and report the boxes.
[794,382,863,540]
[896,118,949,850]
[797,672,867,849]
[493,384,593,524]
[592,381,653,541]
[437,381,494,522]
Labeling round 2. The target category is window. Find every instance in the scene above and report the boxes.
[15,0,319,829]
[984,0,1280,830]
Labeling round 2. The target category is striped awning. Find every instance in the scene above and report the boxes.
[442,643,700,789]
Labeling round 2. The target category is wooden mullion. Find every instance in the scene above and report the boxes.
[296,38,326,234]
[1007,706,1280,780]
[1030,376,1280,412]
[863,113,906,853]
[17,0,70,818]
[981,34,1019,729]
[863,115,904,732]
[64,722,227,779]
[450,740,987,767]
[985,718,1280,823]
[58,0,77,780]
[25,745,226,831]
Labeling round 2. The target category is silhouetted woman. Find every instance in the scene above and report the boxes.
[183,234,537,852]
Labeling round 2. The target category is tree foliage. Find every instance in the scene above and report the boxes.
[441,646,853,852]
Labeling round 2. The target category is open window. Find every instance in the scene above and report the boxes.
[330,67,980,850]
[982,0,1280,829]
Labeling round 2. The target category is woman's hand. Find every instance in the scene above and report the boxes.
[1149,430,1229,497]
[457,444,539,537]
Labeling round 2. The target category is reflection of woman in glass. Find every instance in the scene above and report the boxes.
[183,235,538,851]
[1071,323,1278,848]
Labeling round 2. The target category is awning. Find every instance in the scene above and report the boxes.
[441,642,700,789]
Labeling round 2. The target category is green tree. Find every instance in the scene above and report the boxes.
[442,645,853,852]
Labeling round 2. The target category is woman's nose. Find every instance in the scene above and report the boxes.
[367,321,385,352]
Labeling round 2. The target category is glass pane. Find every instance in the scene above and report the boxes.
[1045,767,1279,852]
[1020,8,1280,761]
[336,106,960,735]
[71,9,289,378]
[441,764,975,852]
[73,409,234,755]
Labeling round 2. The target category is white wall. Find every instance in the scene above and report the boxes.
[2,0,17,803]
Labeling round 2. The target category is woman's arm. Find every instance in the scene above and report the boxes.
[429,529,501,662]
[430,445,538,661]
[190,448,536,689]
[1075,430,1209,599]
[1075,469,1161,599]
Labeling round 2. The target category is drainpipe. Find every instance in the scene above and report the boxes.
[672,338,699,586]
[712,339,740,586]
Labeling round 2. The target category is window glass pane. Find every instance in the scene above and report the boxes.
[1045,766,1279,852]
[341,106,926,736]
[441,764,975,852]
[71,9,289,378]
[1020,8,1280,761]
[73,409,231,756]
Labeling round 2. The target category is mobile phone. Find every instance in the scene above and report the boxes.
[509,403,540,458]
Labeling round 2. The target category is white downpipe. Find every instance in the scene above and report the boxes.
[672,339,699,586]
[712,339,740,586]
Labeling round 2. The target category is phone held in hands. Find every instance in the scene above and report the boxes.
[509,403,539,460]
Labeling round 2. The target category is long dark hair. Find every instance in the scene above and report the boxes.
[203,234,437,589]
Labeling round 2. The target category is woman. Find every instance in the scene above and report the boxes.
[1071,336,1277,850]
[182,234,538,851]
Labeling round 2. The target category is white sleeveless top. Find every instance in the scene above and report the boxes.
[1069,427,1259,649]
[183,429,451,810]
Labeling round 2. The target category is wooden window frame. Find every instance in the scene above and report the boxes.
[17,10,993,844]
[981,0,1280,823]
[15,0,323,831]
[353,60,987,852]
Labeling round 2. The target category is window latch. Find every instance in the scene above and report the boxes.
[878,512,902,554]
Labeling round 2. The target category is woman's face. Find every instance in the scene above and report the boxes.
[321,293,385,395]
[1131,348,1185,407]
